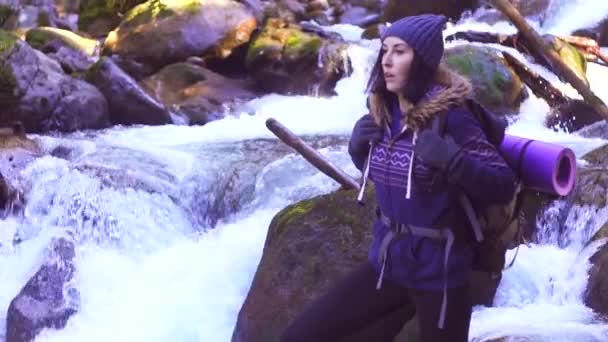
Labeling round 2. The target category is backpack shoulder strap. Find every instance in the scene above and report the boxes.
[431,109,449,137]
[431,104,487,242]
[458,193,485,242]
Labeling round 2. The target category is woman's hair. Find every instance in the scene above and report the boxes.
[365,49,437,124]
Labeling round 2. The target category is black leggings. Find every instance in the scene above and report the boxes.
[280,262,472,342]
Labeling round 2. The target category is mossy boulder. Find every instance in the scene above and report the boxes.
[0,35,110,133]
[381,0,477,23]
[103,0,257,67]
[445,45,525,115]
[140,62,258,125]
[245,18,351,96]
[78,0,146,37]
[232,185,524,341]
[25,27,98,55]
[232,188,415,342]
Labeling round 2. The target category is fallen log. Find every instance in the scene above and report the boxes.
[561,36,608,65]
[489,0,608,119]
[447,30,608,67]
[265,118,360,191]
[501,51,569,108]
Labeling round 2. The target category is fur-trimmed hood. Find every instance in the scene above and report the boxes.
[368,64,473,132]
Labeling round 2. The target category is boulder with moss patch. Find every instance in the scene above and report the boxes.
[232,184,534,341]
[245,18,350,96]
[0,31,110,133]
[103,0,257,67]
[444,44,525,115]
[140,62,258,125]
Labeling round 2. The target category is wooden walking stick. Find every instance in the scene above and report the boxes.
[265,118,360,191]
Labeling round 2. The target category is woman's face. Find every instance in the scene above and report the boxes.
[381,36,414,94]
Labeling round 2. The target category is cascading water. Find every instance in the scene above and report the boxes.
[2,2,608,341]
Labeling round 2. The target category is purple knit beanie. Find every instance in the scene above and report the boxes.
[381,14,447,71]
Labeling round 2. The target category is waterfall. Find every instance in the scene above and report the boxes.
[1,2,608,341]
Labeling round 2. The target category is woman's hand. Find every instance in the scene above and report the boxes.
[414,130,461,173]
[349,115,383,154]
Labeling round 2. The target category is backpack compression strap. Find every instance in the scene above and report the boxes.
[430,110,486,243]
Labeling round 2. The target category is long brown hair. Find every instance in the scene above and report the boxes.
[365,49,437,126]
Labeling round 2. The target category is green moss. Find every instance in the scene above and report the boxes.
[445,54,474,75]
[25,27,98,55]
[245,35,281,66]
[24,28,48,49]
[272,200,315,240]
[121,0,201,29]
[284,31,322,60]
[245,21,323,68]
[0,29,17,55]
[0,30,17,97]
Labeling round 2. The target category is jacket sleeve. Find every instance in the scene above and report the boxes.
[348,138,368,171]
[445,107,517,205]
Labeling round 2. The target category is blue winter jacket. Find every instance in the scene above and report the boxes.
[349,68,517,291]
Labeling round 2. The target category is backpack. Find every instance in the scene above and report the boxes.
[430,99,525,277]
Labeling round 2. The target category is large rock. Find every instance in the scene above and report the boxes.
[245,19,351,96]
[232,186,527,342]
[232,188,413,342]
[444,45,525,115]
[0,31,110,133]
[6,237,79,342]
[545,100,604,133]
[78,0,146,37]
[582,143,608,317]
[103,0,257,67]
[0,121,42,215]
[381,0,477,23]
[84,57,174,126]
[140,62,258,125]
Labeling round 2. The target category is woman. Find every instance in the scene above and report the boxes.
[281,14,517,342]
